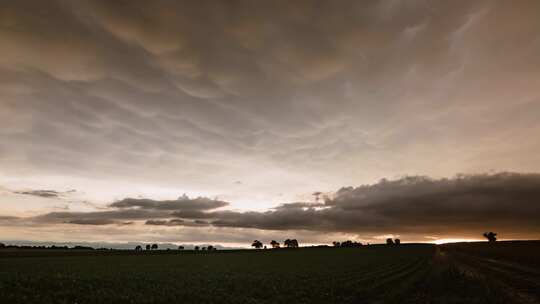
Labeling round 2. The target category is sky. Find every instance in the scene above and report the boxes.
[1,0,540,247]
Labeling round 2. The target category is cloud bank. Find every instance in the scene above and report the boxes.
[16,173,540,241]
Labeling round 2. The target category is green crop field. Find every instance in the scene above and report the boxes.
[1,242,539,304]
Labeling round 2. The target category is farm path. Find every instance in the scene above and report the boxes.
[443,248,540,304]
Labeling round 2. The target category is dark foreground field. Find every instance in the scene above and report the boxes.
[1,242,539,304]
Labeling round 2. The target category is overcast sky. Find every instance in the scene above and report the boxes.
[1,0,540,246]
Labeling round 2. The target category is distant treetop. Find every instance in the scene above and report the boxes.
[483,232,497,242]
[284,239,299,248]
[251,240,263,249]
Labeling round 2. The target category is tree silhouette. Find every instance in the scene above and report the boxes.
[483,232,497,242]
[386,238,394,245]
[178,246,184,250]
[151,244,158,250]
[284,239,299,248]
[251,240,263,249]
[194,246,200,251]
[270,240,280,248]
[207,245,214,251]
[394,239,401,245]
[336,240,362,247]
[146,244,151,250]
[135,245,142,251]
[0,243,5,249]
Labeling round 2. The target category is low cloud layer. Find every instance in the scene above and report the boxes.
[212,173,540,237]
[19,173,540,240]
[30,195,227,226]
[13,189,76,199]
[110,195,229,211]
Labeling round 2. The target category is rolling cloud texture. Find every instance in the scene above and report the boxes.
[1,1,540,243]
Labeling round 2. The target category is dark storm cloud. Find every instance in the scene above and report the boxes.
[26,173,540,239]
[171,210,215,219]
[67,219,118,225]
[110,195,229,211]
[207,173,540,236]
[33,209,170,225]
[32,194,227,225]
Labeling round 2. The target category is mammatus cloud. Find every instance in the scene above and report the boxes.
[22,173,540,240]
[1,1,540,215]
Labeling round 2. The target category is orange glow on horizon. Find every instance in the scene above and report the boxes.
[431,238,484,244]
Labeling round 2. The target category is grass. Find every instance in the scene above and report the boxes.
[1,242,539,303]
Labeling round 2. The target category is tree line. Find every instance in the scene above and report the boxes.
[0,244,96,250]
[251,239,299,249]
[0,232,498,252]
[133,244,218,251]
[252,232,498,249]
